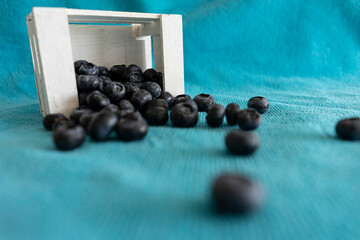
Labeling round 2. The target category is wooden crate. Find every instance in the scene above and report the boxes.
[26,7,184,116]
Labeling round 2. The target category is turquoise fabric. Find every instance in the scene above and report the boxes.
[1,0,360,239]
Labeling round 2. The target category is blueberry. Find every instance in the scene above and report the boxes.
[226,103,241,126]
[143,68,163,89]
[42,113,67,131]
[236,109,261,130]
[70,107,93,123]
[78,92,88,107]
[116,112,148,141]
[78,62,99,75]
[117,99,135,112]
[101,104,119,113]
[173,94,191,105]
[173,97,198,111]
[87,91,111,110]
[87,111,118,141]
[141,81,162,98]
[124,82,141,99]
[98,66,110,77]
[247,96,269,114]
[206,104,225,127]
[335,118,360,141]
[103,82,126,102]
[117,109,138,119]
[170,102,199,128]
[110,64,126,82]
[225,130,260,155]
[98,76,112,93]
[79,113,95,130]
[131,89,152,112]
[74,60,89,74]
[193,93,216,112]
[144,107,168,126]
[77,75,101,92]
[122,64,143,83]
[161,91,174,108]
[212,173,264,214]
[145,99,169,111]
[52,119,76,131]
[53,124,86,150]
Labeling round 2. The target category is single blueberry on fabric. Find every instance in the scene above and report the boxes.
[53,124,86,151]
[247,96,269,114]
[144,106,169,126]
[170,102,199,128]
[206,103,225,127]
[226,103,241,126]
[78,63,99,76]
[87,111,118,141]
[225,130,260,155]
[193,93,216,112]
[236,109,262,130]
[335,118,360,141]
[212,173,264,214]
[116,112,148,141]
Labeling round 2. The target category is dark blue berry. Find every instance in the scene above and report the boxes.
[42,113,67,131]
[131,89,152,112]
[226,103,241,126]
[161,91,174,108]
[206,104,225,127]
[78,62,99,75]
[170,102,199,128]
[70,107,93,123]
[144,107,168,126]
[98,76,112,93]
[98,66,110,77]
[124,82,141,99]
[78,92,88,107]
[77,75,101,92]
[173,97,198,111]
[110,64,126,82]
[53,124,86,150]
[225,130,260,155]
[117,99,135,112]
[146,99,169,111]
[141,81,162,98]
[117,109,138,119]
[247,96,269,114]
[103,82,126,102]
[87,91,111,110]
[87,111,118,141]
[193,93,216,112]
[143,68,163,89]
[335,118,360,141]
[74,60,89,74]
[236,109,261,130]
[101,104,119,113]
[122,64,143,83]
[116,112,148,141]
[173,94,191,105]
[212,173,264,213]
[79,113,95,130]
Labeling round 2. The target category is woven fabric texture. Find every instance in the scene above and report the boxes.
[1,0,360,239]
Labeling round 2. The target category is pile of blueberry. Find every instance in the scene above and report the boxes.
[42,60,272,215]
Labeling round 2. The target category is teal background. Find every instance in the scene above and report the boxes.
[1,0,360,239]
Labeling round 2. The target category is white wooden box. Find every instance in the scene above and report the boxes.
[26,7,184,116]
